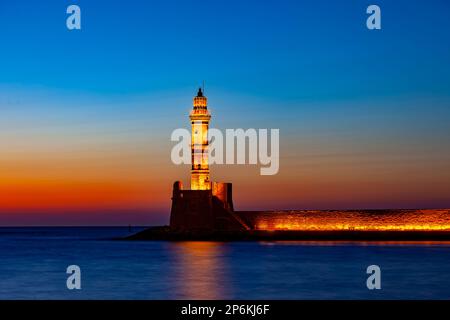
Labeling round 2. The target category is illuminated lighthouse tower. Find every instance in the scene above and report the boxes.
[190,88,211,190]
[169,89,246,231]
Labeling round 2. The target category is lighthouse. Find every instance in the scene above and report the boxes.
[190,88,211,190]
[169,89,247,232]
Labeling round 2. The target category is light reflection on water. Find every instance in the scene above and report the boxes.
[169,242,232,299]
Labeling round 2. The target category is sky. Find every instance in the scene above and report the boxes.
[0,0,450,225]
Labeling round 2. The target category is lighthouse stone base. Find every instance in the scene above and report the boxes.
[169,181,249,232]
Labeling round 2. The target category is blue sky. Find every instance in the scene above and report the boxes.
[1,0,449,100]
[1,0,450,224]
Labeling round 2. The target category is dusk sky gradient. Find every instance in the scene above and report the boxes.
[1,0,450,225]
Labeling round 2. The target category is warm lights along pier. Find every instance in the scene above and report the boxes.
[128,90,450,241]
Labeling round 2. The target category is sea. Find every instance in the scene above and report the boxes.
[0,227,450,300]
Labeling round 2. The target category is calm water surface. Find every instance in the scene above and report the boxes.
[0,227,449,299]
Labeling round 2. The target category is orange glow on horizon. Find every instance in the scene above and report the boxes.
[1,89,450,225]
[0,179,166,211]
